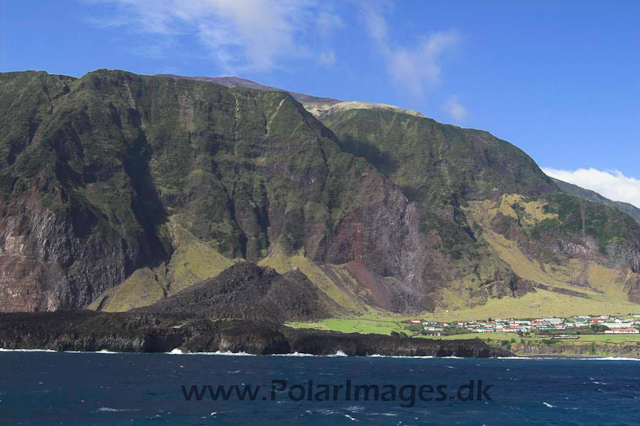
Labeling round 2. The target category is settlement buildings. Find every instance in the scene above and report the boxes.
[409,315,640,334]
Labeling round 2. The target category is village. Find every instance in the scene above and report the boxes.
[407,314,640,337]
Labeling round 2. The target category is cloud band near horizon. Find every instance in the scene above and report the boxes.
[543,167,640,209]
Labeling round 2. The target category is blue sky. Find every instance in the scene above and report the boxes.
[2,1,640,206]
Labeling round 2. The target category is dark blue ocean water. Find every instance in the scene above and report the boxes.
[0,351,639,425]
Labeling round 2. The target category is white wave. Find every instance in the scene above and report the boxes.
[209,351,253,356]
[496,356,538,360]
[369,353,461,359]
[588,357,640,361]
[3,347,257,356]
[163,350,255,356]
[196,351,254,356]
[367,354,435,359]
[271,352,317,357]
[0,348,121,354]
[0,348,56,352]
[543,402,554,408]
[307,408,340,415]
[96,407,139,412]
[331,350,348,357]
[344,414,359,421]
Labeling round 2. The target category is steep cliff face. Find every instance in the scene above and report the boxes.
[321,108,557,203]
[0,71,154,311]
[320,107,640,308]
[317,108,552,307]
[0,70,422,312]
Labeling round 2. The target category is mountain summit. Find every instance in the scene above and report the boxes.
[158,74,425,120]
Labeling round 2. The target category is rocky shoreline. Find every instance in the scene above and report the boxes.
[0,311,511,358]
[512,341,640,358]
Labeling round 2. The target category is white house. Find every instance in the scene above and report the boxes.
[604,328,639,334]
[602,322,631,329]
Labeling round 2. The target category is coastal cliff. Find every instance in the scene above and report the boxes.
[512,341,640,358]
[0,310,510,357]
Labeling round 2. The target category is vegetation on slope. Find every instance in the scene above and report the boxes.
[2,71,640,319]
[0,70,415,311]
[321,107,640,309]
[551,177,640,223]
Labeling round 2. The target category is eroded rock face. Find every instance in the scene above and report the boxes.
[318,173,438,308]
[0,70,432,312]
[0,191,131,312]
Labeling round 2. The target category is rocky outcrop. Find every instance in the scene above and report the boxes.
[0,311,185,352]
[138,262,337,323]
[513,341,640,358]
[282,328,510,357]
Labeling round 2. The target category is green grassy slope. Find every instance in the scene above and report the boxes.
[320,107,640,310]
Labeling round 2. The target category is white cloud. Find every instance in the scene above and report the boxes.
[543,168,640,209]
[443,95,468,122]
[362,8,388,42]
[361,7,461,99]
[318,50,336,66]
[89,0,342,72]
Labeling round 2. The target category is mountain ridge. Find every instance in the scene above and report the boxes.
[182,73,638,225]
[550,177,640,223]
[158,74,427,121]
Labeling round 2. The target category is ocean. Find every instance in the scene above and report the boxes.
[1,351,638,425]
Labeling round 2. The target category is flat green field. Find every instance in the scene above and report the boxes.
[287,315,406,335]
[543,333,640,343]
[287,318,640,344]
